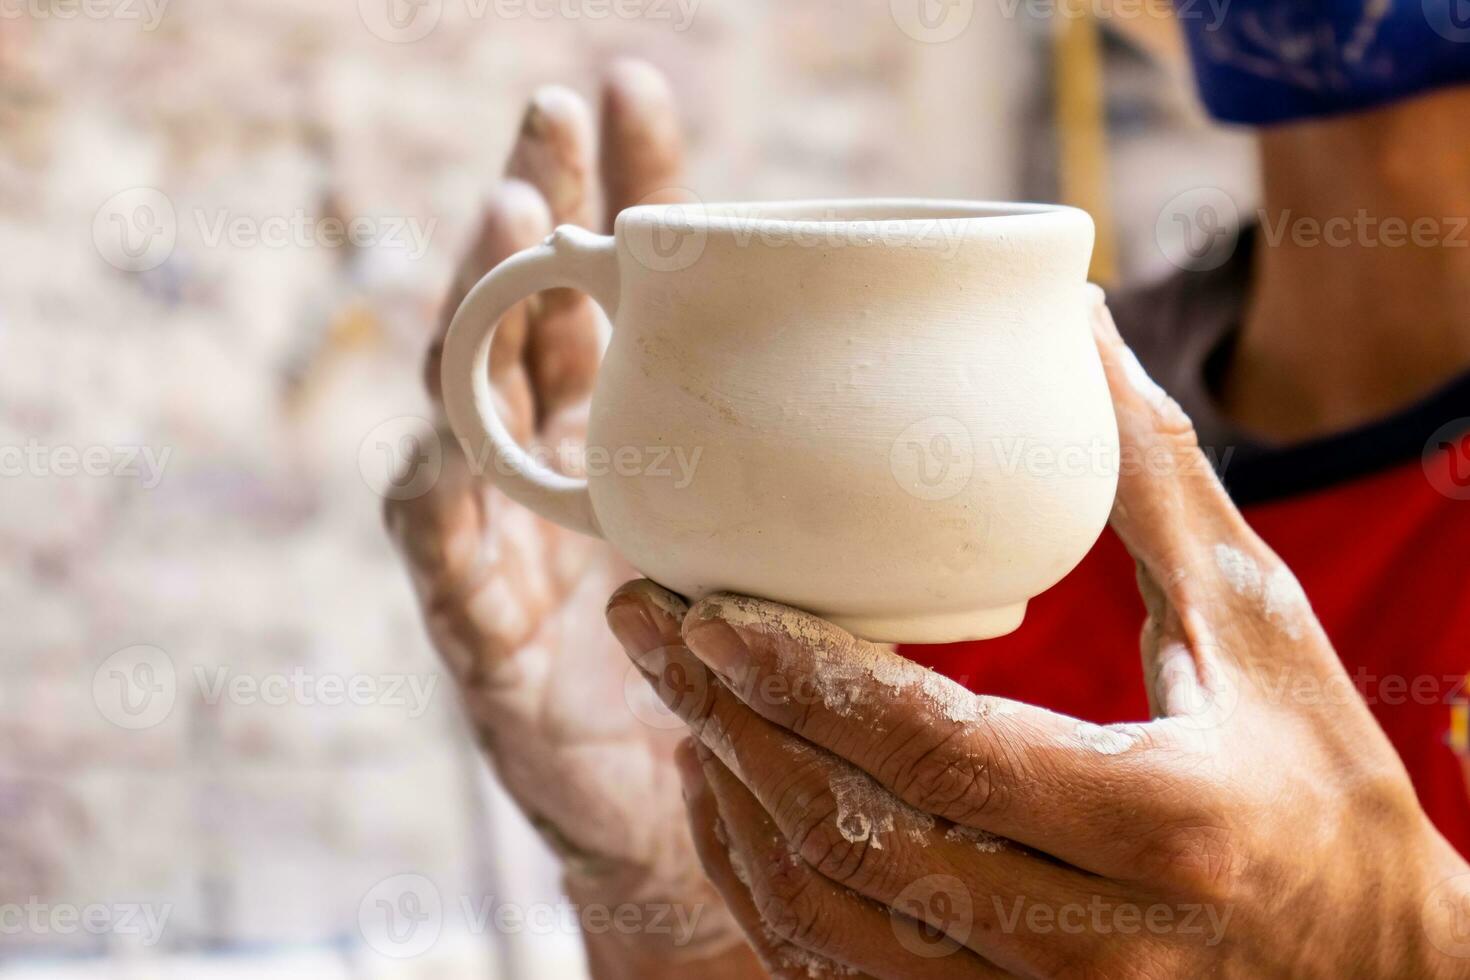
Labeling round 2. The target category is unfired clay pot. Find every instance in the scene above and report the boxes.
[442,199,1119,642]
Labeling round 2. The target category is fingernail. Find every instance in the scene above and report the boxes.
[606,598,663,669]
[683,618,748,682]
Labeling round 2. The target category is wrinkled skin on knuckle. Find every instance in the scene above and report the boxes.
[1084,946,1184,980]
[891,732,1005,824]
[752,854,829,950]
[1131,809,1242,905]
[786,798,893,893]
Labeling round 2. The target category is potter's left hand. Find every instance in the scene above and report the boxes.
[605,293,1470,979]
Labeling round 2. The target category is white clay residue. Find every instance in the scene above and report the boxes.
[764,926,858,978]
[1213,543,1309,639]
[945,824,1006,853]
[640,583,689,622]
[917,670,989,723]
[703,594,833,649]
[1213,543,1262,596]
[706,594,993,725]
[1263,566,1308,640]
[726,841,753,888]
[829,769,933,849]
[1071,721,1137,756]
[1118,344,1171,412]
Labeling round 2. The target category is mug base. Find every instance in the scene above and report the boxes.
[828,602,1028,645]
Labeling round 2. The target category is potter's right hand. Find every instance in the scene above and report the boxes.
[383,62,759,979]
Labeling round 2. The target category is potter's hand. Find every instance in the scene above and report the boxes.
[385,63,759,978]
[607,293,1470,978]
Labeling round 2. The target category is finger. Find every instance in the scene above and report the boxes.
[677,593,1188,876]
[505,87,605,422]
[1090,289,1324,665]
[506,86,597,228]
[383,446,554,680]
[426,179,549,442]
[614,596,1117,974]
[600,58,690,225]
[1088,286,1239,582]
[684,742,1010,980]
[676,741,879,980]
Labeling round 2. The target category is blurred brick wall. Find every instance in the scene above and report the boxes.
[0,0,1043,974]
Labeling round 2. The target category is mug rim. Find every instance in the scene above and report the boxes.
[615,197,1089,233]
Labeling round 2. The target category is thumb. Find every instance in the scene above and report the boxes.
[1089,289,1324,699]
[606,578,692,667]
[1088,286,1246,586]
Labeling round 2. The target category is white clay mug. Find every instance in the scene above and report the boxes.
[442,199,1119,643]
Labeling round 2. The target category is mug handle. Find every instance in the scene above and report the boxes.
[440,225,619,539]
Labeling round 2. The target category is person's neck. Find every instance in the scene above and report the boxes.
[1221,86,1470,443]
